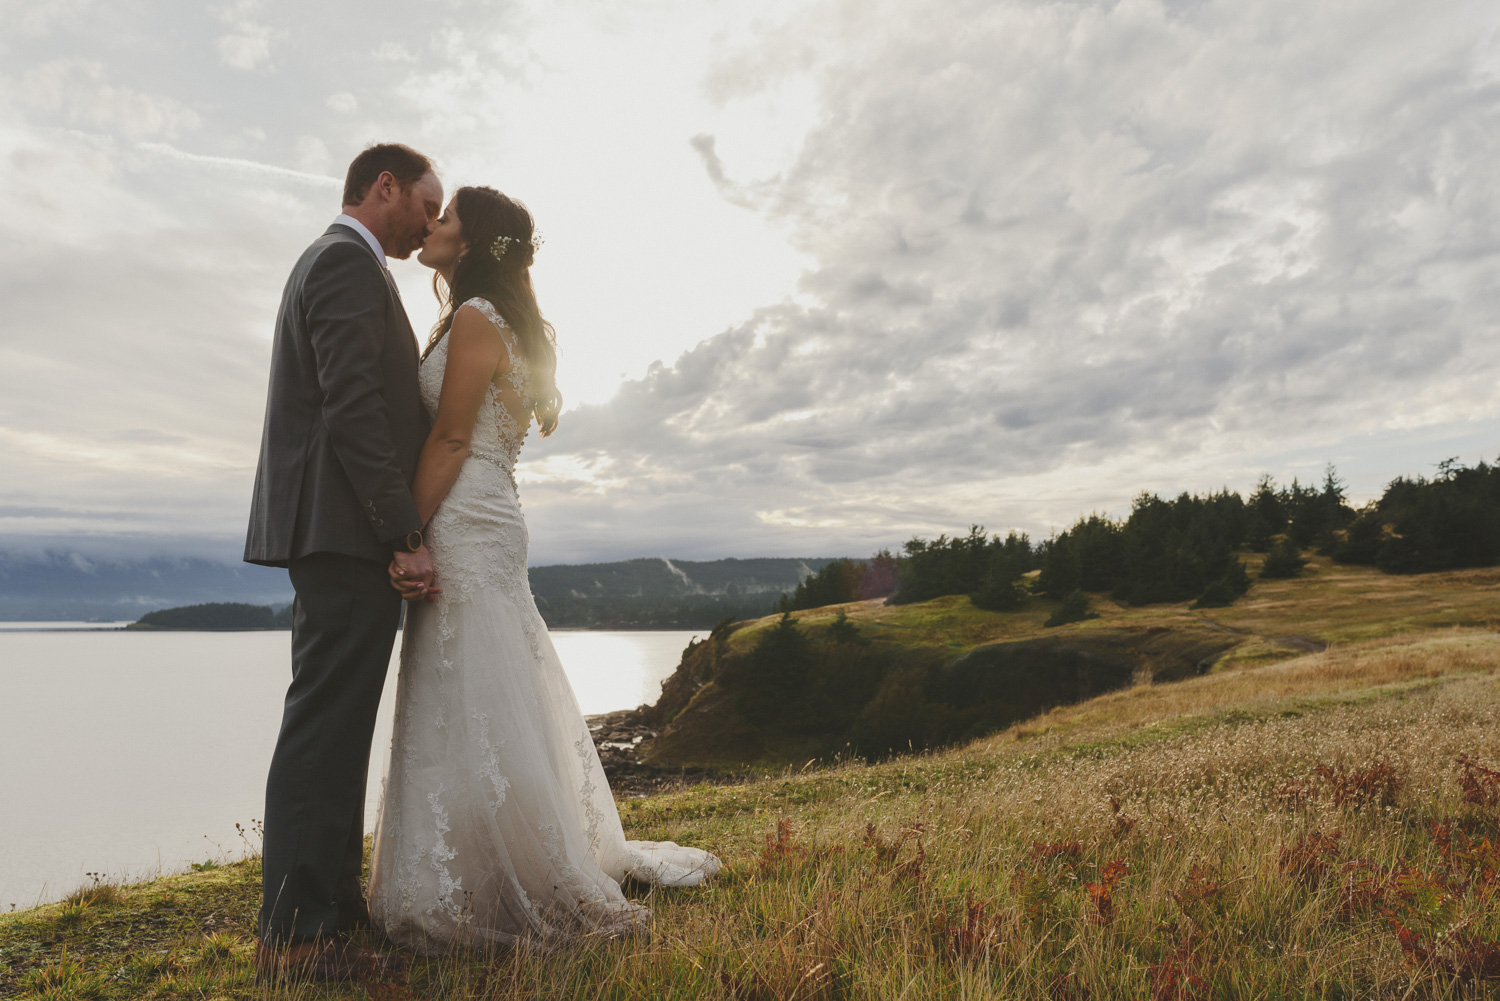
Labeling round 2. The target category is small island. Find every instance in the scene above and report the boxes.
[126,602,293,631]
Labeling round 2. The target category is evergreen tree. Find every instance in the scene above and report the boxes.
[1333,506,1384,565]
[1192,556,1251,607]
[971,557,1026,611]
[857,550,898,599]
[1036,533,1082,598]
[1045,588,1098,627]
[1246,474,1286,552]
[1286,466,1353,550]
[827,610,868,645]
[726,613,813,724]
[1260,537,1306,578]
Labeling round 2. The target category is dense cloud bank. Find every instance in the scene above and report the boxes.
[2,0,1498,563]
[520,0,1500,560]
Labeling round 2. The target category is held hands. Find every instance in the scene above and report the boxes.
[390,545,442,602]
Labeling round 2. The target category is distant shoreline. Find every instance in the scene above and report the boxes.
[0,621,707,633]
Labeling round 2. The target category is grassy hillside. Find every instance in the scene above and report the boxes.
[636,555,1500,771]
[4,560,1500,998]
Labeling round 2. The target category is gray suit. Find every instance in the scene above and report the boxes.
[245,224,428,564]
[245,223,430,944]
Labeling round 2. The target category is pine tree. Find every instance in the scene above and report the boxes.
[1045,589,1099,627]
[1260,538,1306,578]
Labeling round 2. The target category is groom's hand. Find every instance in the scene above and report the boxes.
[390,546,442,602]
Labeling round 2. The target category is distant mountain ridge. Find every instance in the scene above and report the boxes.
[529,557,841,628]
[0,551,294,621]
[0,551,840,626]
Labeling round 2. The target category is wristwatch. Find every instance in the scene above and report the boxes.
[391,530,423,553]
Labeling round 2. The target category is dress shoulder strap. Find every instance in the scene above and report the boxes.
[460,297,522,360]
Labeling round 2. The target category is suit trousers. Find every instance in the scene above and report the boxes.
[259,552,401,944]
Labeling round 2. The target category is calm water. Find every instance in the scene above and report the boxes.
[0,626,699,911]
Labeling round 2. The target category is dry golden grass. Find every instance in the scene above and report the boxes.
[990,628,1499,749]
[9,627,1499,999]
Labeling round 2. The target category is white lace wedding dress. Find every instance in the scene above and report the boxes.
[368,298,720,952]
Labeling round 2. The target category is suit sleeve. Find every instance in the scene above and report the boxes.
[302,243,424,547]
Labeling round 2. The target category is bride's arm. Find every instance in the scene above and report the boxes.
[411,305,510,524]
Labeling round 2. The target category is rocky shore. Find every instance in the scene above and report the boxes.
[585,708,724,794]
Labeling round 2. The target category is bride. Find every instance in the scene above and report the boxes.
[367,185,719,952]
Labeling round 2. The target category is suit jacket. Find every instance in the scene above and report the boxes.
[244,224,430,568]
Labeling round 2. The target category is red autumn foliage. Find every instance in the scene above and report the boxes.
[1011,869,1057,929]
[1313,758,1402,811]
[1428,819,1500,897]
[1028,839,1084,864]
[1278,828,1342,885]
[1272,781,1316,809]
[937,890,1007,962]
[1149,932,1209,1001]
[1084,858,1130,926]
[1171,863,1230,923]
[1107,797,1138,839]
[1456,754,1500,808]
[1334,859,1393,918]
[1377,844,1500,983]
[1443,932,1500,982]
[760,818,805,872]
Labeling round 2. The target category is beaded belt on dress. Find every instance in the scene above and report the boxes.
[468,448,518,490]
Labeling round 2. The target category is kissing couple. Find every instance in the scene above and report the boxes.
[245,142,720,979]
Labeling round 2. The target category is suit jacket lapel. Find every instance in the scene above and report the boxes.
[326,224,414,345]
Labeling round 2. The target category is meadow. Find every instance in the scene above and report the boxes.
[4,559,1500,999]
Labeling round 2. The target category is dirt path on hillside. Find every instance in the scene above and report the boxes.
[1196,616,1328,658]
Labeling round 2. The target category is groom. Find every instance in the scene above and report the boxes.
[245,143,441,978]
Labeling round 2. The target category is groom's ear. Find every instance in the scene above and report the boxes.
[373,171,400,204]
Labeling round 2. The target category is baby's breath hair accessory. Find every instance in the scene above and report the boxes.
[488,233,544,263]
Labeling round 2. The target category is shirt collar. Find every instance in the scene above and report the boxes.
[333,213,387,267]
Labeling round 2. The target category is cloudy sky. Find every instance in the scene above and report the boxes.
[2,0,1498,566]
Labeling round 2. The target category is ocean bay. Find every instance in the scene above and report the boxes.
[0,627,698,911]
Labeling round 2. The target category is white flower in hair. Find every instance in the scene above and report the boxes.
[489,235,517,260]
[488,233,543,262]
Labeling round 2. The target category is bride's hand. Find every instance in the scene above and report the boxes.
[390,557,443,602]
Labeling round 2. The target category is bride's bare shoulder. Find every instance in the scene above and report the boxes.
[456,297,509,330]
[449,300,515,371]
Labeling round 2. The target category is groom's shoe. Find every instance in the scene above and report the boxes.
[337,895,372,933]
[255,938,406,983]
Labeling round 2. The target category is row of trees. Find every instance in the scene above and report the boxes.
[1336,458,1500,572]
[775,552,897,612]
[776,457,1500,615]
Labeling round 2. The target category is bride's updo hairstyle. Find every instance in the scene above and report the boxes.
[426,185,562,437]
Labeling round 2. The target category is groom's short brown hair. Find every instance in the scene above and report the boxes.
[342,143,434,206]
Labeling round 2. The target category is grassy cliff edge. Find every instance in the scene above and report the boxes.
[633,556,1500,773]
[5,559,1500,998]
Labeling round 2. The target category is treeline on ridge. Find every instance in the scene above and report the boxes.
[775,456,1500,614]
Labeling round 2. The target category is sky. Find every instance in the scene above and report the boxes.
[1,0,1498,566]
